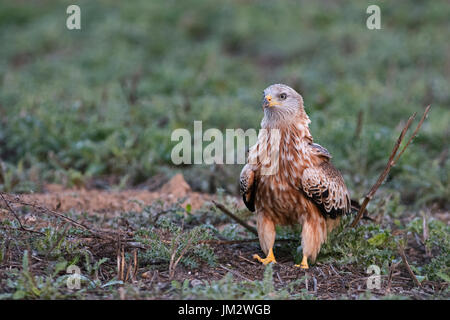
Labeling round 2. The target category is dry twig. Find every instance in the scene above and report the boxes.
[0,192,44,235]
[1,194,138,246]
[350,105,431,227]
[198,238,296,245]
[398,245,422,287]
[117,241,139,282]
[422,210,431,257]
[219,264,252,282]
[386,261,401,293]
[212,200,257,235]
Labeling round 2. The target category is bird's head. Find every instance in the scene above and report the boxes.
[261,84,307,127]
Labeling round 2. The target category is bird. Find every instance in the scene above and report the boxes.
[239,83,351,269]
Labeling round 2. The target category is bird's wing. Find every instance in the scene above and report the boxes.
[301,160,351,219]
[240,164,256,212]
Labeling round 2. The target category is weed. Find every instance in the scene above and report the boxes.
[171,264,313,300]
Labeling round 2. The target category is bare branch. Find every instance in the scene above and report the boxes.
[1,193,134,243]
[398,245,422,287]
[219,265,252,282]
[350,106,431,227]
[198,238,295,245]
[212,200,257,235]
[394,105,431,164]
[0,192,44,235]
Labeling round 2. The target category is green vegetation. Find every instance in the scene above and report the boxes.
[0,0,448,300]
[0,0,449,203]
[132,203,217,270]
[171,264,314,300]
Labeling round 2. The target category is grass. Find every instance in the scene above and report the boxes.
[0,0,449,299]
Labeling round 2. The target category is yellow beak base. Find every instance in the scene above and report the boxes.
[263,95,279,108]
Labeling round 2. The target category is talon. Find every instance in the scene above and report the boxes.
[294,256,309,269]
[253,248,277,265]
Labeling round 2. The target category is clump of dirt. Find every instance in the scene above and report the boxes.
[160,173,191,198]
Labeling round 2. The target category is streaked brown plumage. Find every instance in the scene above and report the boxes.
[240,84,351,268]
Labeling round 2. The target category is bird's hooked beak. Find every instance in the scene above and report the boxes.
[262,95,279,109]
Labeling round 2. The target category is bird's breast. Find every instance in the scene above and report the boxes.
[255,148,313,225]
[250,123,319,224]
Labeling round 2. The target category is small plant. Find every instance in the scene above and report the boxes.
[136,215,217,274]
[171,264,313,300]
[319,216,399,272]
[5,251,70,299]
[406,217,450,282]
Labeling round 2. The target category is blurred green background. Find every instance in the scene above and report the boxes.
[0,0,448,210]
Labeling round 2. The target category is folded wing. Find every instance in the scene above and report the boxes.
[239,164,256,212]
[301,159,351,219]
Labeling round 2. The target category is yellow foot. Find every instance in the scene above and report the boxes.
[294,256,309,269]
[253,248,277,265]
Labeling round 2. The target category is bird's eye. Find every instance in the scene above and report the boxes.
[279,93,287,100]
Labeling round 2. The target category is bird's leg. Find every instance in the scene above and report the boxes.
[253,213,277,265]
[295,214,325,269]
[294,256,309,269]
[253,248,277,265]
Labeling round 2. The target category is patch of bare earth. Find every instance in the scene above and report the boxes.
[21,174,212,215]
